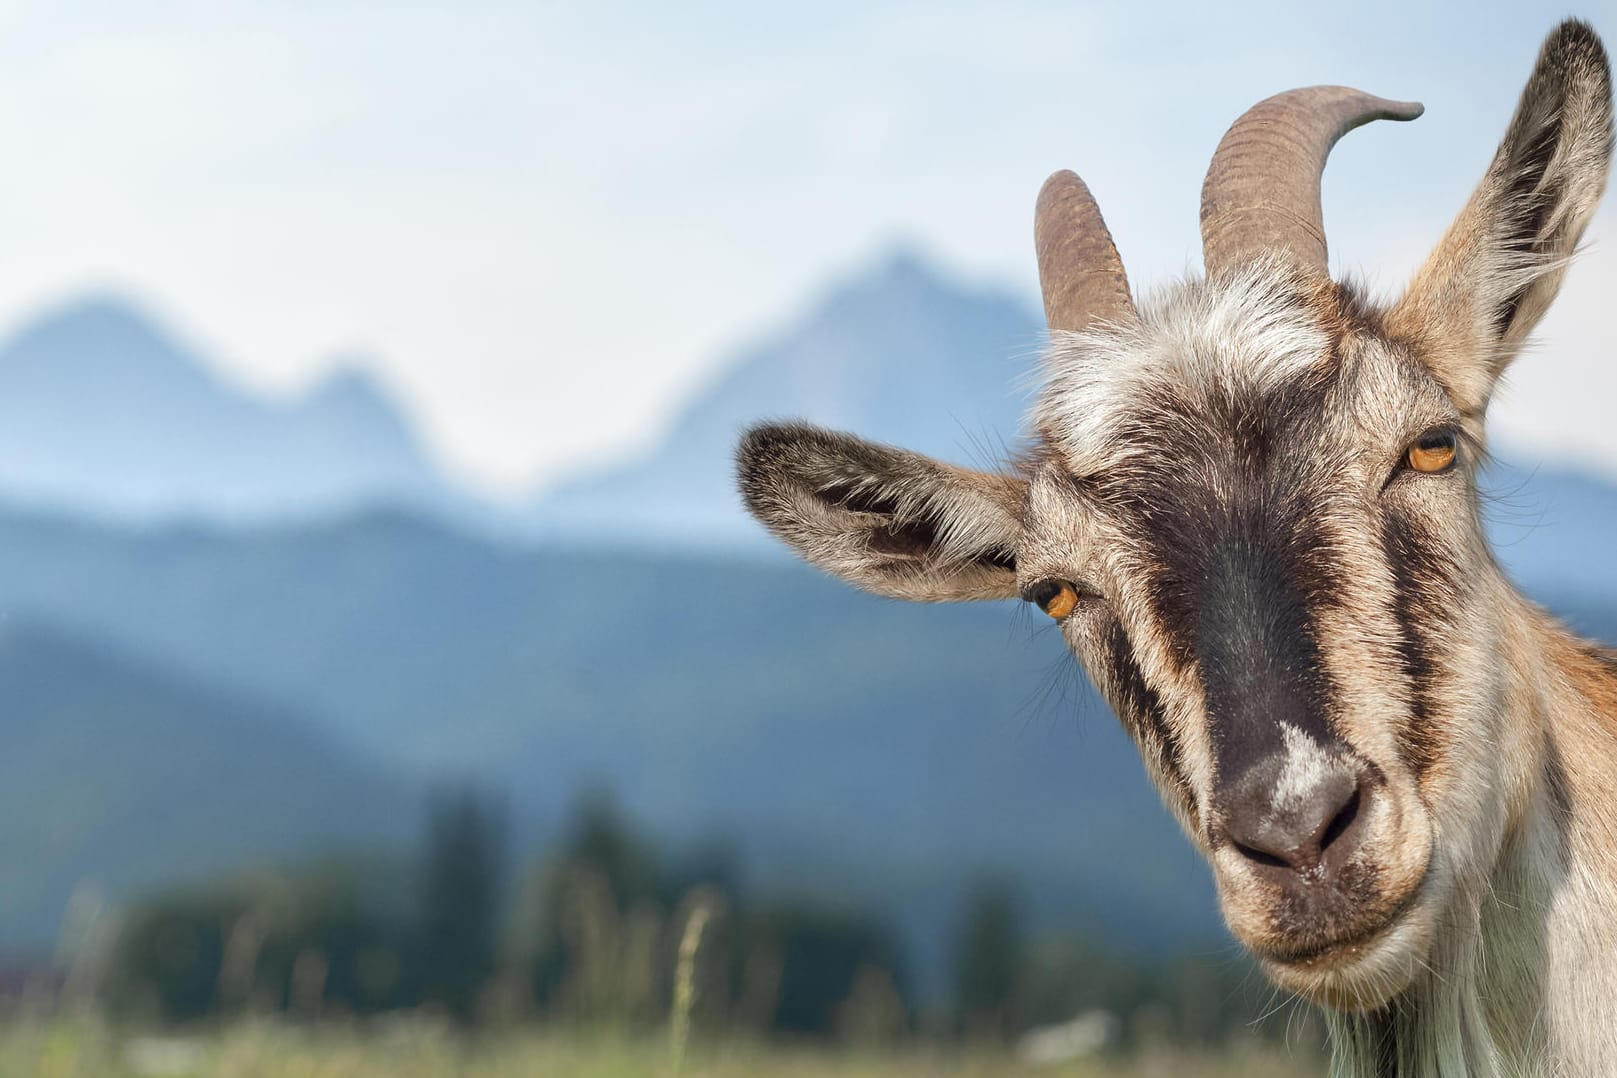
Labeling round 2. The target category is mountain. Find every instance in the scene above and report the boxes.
[0,296,465,524]
[0,619,419,949]
[530,250,1045,544]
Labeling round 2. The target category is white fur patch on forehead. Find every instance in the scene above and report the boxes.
[1035,259,1336,473]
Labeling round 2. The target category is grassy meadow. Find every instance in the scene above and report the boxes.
[0,1019,1320,1078]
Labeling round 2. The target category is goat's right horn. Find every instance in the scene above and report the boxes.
[1035,170,1136,333]
[1200,87,1423,279]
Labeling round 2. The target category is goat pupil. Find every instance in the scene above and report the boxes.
[1024,580,1060,609]
[1022,579,1080,619]
[1419,431,1454,451]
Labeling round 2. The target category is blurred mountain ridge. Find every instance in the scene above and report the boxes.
[0,293,470,524]
[7,257,1617,587]
[528,248,1045,544]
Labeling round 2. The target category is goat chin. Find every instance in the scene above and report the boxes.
[1258,900,1439,1012]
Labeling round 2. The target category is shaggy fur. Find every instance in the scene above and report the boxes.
[735,21,1614,1076]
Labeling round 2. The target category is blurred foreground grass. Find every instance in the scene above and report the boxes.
[0,1019,1320,1078]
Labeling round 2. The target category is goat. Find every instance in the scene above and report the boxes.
[737,20,1615,1076]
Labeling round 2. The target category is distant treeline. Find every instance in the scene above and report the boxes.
[97,788,1300,1049]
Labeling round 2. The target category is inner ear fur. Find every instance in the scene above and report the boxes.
[736,422,1025,602]
[1388,20,1613,417]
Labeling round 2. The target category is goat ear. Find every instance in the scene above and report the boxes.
[736,422,1024,603]
[1388,20,1613,417]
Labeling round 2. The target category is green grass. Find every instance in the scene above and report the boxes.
[0,1019,1320,1078]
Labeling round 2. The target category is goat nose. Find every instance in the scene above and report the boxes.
[1219,756,1364,873]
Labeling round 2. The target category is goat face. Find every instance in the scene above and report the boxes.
[1022,264,1475,1009]
[736,21,1612,1012]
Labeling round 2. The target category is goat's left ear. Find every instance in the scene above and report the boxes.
[736,422,1025,603]
[1388,19,1613,417]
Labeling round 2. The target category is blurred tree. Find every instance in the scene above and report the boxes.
[107,865,416,1022]
[100,788,1307,1050]
[529,790,661,1011]
[1147,950,1289,1046]
[1005,930,1294,1051]
[565,790,665,908]
[108,893,234,1021]
[254,876,409,1015]
[951,877,1020,1040]
[743,904,906,1036]
[1010,932,1146,1039]
[414,786,508,1023]
[666,835,743,905]
[518,791,909,1039]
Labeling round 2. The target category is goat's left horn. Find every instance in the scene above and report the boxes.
[1035,170,1136,333]
[1200,87,1423,279]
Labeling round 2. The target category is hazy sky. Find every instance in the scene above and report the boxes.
[0,0,1609,494]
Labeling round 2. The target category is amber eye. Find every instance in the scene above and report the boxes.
[1023,579,1080,620]
[1406,429,1458,474]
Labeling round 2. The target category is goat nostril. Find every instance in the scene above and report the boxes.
[1317,785,1362,854]
[1232,840,1291,870]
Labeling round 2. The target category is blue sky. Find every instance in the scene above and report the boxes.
[0,0,1607,492]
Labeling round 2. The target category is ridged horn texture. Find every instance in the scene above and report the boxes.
[1035,170,1136,332]
[1200,87,1424,278]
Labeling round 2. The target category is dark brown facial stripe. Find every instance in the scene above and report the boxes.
[1102,615,1197,821]
[1189,524,1340,783]
[1106,381,1352,787]
[1379,512,1446,779]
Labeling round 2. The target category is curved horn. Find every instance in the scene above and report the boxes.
[1200,87,1423,278]
[1035,170,1136,332]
